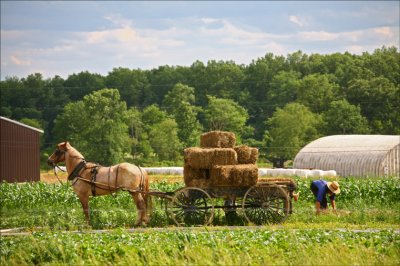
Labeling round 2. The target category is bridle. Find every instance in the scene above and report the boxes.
[50,148,66,165]
[48,148,68,185]
[49,147,86,184]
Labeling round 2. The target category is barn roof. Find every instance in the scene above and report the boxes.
[0,116,44,133]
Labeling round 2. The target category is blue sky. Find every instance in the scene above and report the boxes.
[1,1,399,80]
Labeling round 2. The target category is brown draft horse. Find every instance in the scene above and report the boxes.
[47,142,150,226]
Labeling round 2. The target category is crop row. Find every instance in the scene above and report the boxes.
[1,177,399,208]
[1,229,398,265]
[1,177,399,229]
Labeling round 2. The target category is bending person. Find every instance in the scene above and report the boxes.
[310,180,340,215]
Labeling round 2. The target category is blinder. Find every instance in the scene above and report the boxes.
[48,147,67,166]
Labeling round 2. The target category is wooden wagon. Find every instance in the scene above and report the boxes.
[152,131,298,226]
[163,177,297,226]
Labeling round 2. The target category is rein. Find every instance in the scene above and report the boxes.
[53,165,67,185]
[74,177,143,194]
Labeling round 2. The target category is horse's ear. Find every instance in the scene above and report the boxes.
[65,142,71,149]
[59,141,69,149]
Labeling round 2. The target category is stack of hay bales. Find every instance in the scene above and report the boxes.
[184,131,259,188]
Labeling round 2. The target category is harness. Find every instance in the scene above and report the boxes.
[50,147,145,196]
[67,160,86,181]
[91,166,99,196]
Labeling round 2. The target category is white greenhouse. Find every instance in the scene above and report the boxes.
[293,135,400,177]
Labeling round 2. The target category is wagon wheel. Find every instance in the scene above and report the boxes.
[242,184,289,225]
[167,187,214,226]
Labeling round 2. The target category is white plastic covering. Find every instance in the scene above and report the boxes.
[293,135,400,177]
[55,166,184,175]
[141,167,336,177]
[58,165,336,178]
[143,167,183,175]
[258,168,336,178]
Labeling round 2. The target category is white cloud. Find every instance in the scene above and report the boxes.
[346,45,366,54]
[10,55,31,66]
[373,26,395,38]
[200,17,219,24]
[298,31,339,41]
[289,15,306,27]
[104,14,133,28]
[85,27,138,44]
[295,26,399,45]
[1,11,399,79]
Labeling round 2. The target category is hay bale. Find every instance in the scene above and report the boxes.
[200,131,236,148]
[210,164,258,187]
[183,164,210,186]
[185,178,212,188]
[234,145,259,164]
[184,147,237,169]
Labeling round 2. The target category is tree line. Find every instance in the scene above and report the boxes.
[1,47,399,167]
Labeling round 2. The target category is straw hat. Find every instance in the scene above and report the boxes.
[327,181,340,194]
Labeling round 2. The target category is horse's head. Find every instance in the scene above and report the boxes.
[47,142,71,166]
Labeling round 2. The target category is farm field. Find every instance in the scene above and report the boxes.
[1,176,399,265]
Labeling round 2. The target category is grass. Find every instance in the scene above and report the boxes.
[1,228,398,265]
[1,176,399,265]
[1,177,399,230]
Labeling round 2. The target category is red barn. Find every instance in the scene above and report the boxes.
[0,116,43,182]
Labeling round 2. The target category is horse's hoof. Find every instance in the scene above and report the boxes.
[134,221,148,228]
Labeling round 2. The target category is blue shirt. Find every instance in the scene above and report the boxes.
[312,180,336,203]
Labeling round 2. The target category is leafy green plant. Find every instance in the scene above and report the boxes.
[1,177,399,229]
[1,229,399,265]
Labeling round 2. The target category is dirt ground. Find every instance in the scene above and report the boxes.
[41,170,68,183]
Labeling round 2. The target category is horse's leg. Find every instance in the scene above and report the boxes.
[140,192,150,224]
[131,192,148,227]
[77,193,90,225]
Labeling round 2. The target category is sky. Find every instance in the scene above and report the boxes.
[1,1,399,80]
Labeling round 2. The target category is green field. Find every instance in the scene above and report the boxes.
[1,177,399,265]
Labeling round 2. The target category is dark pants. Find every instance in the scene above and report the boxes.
[310,183,328,209]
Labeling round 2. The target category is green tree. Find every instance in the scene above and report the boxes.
[204,96,252,142]
[266,70,301,114]
[346,77,400,134]
[141,104,168,131]
[205,60,245,101]
[2,74,45,121]
[323,100,370,135]
[163,83,202,147]
[141,105,182,162]
[126,107,153,161]
[105,67,150,107]
[20,118,43,130]
[360,46,400,85]
[149,118,183,162]
[296,74,340,113]
[242,53,287,139]
[53,89,130,165]
[286,50,309,75]
[0,77,24,117]
[64,71,105,101]
[264,103,321,167]
[147,65,188,105]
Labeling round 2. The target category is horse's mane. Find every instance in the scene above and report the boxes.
[68,146,85,160]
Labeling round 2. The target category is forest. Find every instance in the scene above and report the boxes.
[1,46,399,167]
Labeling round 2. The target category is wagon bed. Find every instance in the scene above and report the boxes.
[163,177,297,226]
